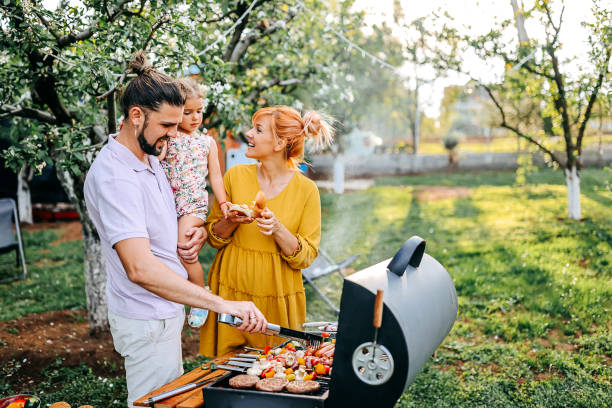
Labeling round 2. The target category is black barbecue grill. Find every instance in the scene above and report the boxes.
[202,236,458,408]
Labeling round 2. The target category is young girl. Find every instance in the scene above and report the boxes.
[160,77,230,327]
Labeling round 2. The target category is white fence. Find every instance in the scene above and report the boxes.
[310,148,612,179]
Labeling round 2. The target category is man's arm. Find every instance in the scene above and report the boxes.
[115,237,267,333]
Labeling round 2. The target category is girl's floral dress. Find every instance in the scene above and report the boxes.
[161,131,213,220]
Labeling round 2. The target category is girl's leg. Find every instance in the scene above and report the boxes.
[178,215,210,328]
[177,215,206,287]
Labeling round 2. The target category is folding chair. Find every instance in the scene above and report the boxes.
[0,198,27,283]
[302,248,359,314]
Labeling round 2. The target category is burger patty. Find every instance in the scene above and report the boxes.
[286,380,321,394]
[255,378,289,392]
[229,374,260,389]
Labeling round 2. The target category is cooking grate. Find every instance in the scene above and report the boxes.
[203,372,330,408]
[216,373,330,397]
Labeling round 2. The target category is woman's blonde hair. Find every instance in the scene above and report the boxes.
[252,106,334,169]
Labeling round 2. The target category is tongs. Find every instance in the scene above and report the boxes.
[218,313,325,347]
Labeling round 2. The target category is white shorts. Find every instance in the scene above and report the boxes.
[108,309,185,407]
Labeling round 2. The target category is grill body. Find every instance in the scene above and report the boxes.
[328,237,457,407]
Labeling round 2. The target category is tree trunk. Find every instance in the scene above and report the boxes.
[56,168,109,334]
[17,166,33,224]
[412,78,420,155]
[564,165,581,220]
[333,154,345,194]
[510,0,529,44]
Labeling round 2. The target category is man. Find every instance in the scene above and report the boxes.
[84,53,267,407]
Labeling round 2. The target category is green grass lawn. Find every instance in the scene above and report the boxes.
[1,168,611,407]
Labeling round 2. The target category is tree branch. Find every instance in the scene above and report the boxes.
[204,8,238,24]
[33,9,61,42]
[142,15,171,51]
[520,60,555,81]
[244,77,303,103]
[227,7,299,64]
[577,48,611,156]
[0,104,58,124]
[97,14,169,102]
[543,3,564,47]
[223,2,251,62]
[56,0,133,47]
[478,81,562,167]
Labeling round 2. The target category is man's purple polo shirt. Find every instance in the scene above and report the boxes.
[84,134,187,320]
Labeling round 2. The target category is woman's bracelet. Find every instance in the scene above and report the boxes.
[218,201,228,206]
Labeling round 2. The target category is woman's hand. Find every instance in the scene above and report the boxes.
[178,226,206,263]
[255,208,282,236]
[227,210,254,225]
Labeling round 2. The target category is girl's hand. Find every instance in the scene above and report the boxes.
[219,201,231,219]
[256,208,282,236]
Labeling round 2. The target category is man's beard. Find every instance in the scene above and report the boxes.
[137,123,165,156]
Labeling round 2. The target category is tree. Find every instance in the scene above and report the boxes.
[428,0,611,219]
[0,0,371,332]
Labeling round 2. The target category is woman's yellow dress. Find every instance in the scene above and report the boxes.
[199,164,321,357]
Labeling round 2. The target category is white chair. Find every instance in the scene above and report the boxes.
[302,248,359,314]
[0,198,27,283]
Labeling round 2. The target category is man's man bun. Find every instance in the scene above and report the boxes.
[129,51,150,76]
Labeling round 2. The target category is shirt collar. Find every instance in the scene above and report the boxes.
[107,133,154,173]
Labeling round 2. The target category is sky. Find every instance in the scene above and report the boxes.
[351,0,598,117]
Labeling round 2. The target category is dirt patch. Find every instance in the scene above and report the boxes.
[555,342,577,352]
[481,362,501,375]
[536,337,552,348]
[533,369,564,381]
[439,359,465,376]
[414,186,472,202]
[0,310,200,386]
[22,221,83,244]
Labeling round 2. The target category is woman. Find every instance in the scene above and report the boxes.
[200,106,333,356]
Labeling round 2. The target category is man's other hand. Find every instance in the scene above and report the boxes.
[178,226,206,263]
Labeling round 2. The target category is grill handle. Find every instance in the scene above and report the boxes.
[373,289,384,328]
[387,236,426,276]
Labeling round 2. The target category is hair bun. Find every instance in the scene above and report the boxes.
[129,51,149,76]
[302,111,322,137]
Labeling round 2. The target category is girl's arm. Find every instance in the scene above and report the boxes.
[207,138,230,217]
[158,140,168,161]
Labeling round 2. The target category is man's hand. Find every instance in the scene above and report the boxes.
[218,299,267,334]
[178,226,206,264]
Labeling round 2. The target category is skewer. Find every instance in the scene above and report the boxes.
[236,353,259,359]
